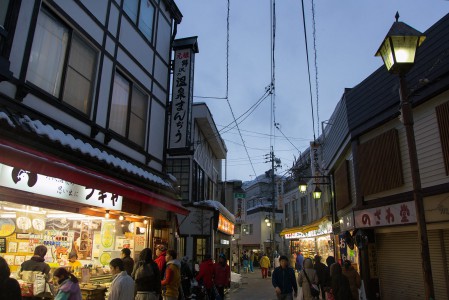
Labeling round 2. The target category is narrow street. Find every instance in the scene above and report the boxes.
[227,270,316,300]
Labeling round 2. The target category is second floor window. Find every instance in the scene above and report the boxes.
[109,72,148,147]
[123,0,155,42]
[27,9,97,116]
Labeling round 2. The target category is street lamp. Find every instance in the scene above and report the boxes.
[296,176,331,200]
[312,186,322,200]
[298,180,308,193]
[375,12,434,300]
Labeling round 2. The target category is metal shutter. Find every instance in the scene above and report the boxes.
[428,229,449,300]
[376,231,425,299]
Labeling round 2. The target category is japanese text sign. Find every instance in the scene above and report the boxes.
[0,163,122,210]
[218,214,234,235]
[354,201,416,228]
[233,193,246,223]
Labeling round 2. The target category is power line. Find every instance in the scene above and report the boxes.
[311,0,320,137]
[300,0,316,141]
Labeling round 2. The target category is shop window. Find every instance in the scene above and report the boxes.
[178,236,186,257]
[26,8,98,116]
[436,101,449,175]
[123,0,155,42]
[166,158,190,201]
[357,129,403,195]
[109,72,148,147]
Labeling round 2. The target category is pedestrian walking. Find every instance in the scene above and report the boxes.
[132,247,162,300]
[290,253,296,271]
[195,254,214,299]
[298,258,319,300]
[180,256,193,298]
[108,258,135,300]
[342,260,361,300]
[249,250,255,273]
[52,267,82,300]
[20,245,51,300]
[313,255,330,300]
[330,263,352,300]
[155,245,168,275]
[121,248,135,276]
[295,250,304,273]
[213,253,231,299]
[259,253,271,279]
[273,251,280,268]
[242,250,249,273]
[161,250,181,300]
[232,252,238,272]
[272,255,298,300]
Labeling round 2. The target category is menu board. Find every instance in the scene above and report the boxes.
[0,238,6,253]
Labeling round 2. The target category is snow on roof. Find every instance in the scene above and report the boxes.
[0,111,15,127]
[19,115,171,187]
[247,203,272,212]
[194,200,236,223]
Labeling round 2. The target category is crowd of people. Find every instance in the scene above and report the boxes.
[0,244,231,300]
[270,251,361,300]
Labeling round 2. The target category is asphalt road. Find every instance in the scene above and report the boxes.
[227,270,280,300]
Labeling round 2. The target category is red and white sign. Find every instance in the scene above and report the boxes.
[354,201,416,228]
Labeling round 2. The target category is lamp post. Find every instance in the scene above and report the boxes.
[375,12,434,299]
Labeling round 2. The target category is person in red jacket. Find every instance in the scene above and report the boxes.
[195,254,214,299]
[213,253,231,299]
[155,245,167,275]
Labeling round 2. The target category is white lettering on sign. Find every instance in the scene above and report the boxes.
[0,163,122,210]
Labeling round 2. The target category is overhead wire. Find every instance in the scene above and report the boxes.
[311,0,320,137]
[300,0,317,142]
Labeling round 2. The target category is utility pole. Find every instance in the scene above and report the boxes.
[271,147,275,263]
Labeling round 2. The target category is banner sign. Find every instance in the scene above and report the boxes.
[233,193,246,223]
[354,201,416,228]
[168,38,198,154]
[0,163,122,210]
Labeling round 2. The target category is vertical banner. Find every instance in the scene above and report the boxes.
[339,233,347,264]
[168,37,199,154]
[233,193,246,223]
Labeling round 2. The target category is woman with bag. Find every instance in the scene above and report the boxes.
[330,263,352,300]
[52,267,82,300]
[132,247,162,300]
[298,258,319,300]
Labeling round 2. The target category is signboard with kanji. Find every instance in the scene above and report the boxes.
[354,201,416,228]
[0,163,122,210]
[233,193,246,223]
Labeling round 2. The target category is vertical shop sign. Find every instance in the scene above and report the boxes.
[168,37,198,154]
[339,233,348,263]
[233,193,246,223]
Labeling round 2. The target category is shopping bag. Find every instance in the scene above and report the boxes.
[33,273,46,296]
[359,280,367,300]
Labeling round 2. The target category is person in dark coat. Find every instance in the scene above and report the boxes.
[132,247,162,300]
[272,255,298,300]
[20,245,51,300]
[180,256,193,298]
[313,255,330,300]
[0,256,21,300]
[330,263,352,300]
[121,248,134,276]
[213,253,231,299]
[342,260,361,300]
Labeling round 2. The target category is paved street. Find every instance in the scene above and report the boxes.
[227,270,278,300]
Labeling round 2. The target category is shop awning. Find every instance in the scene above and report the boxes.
[0,138,189,215]
[280,215,331,236]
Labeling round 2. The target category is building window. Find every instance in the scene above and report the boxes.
[301,196,308,225]
[109,72,148,147]
[27,9,97,115]
[292,199,299,226]
[284,203,290,228]
[192,162,206,202]
[242,224,252,235]
[123,0,155,41]
[166,158,190,201]
[194,237,207,264]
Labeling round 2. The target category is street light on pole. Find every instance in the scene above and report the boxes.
[375,12,434,300]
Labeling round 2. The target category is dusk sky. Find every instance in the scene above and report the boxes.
[174,1,448,182]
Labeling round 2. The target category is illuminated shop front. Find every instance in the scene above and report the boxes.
[0,138,188,287]
[281,216,333,261]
